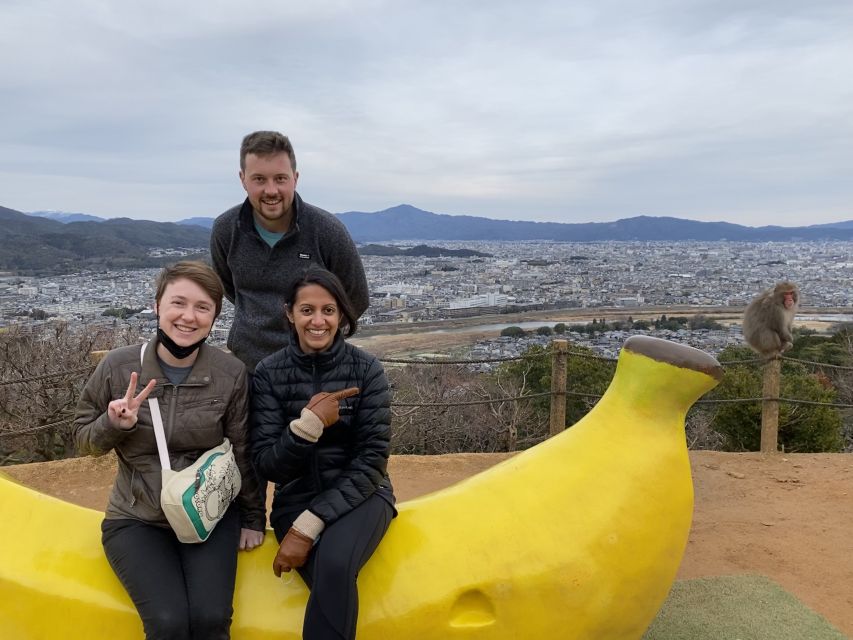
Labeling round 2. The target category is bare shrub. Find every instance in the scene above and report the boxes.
[685,408,725,451]
[387,363,543,454]
[487,361,548,450]
[0,323,141,464]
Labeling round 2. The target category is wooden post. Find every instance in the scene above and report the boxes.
[760,357,781,453]
[506,422,517,453]
[549,339,569,437]
[90,351,109,364]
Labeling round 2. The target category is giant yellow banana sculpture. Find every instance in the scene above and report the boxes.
[0,336,721,639]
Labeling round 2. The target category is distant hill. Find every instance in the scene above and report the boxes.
[42,203,853,242]
[808,220,853,230]
[177,217,215,229]
[358,244,493,258]
[336,204,853,242]
[27,210,218,230]
[4,202,853,275]
[27,210,105,223]
[0,206,209,276]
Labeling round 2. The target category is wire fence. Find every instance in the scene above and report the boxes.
[1,342,851,442]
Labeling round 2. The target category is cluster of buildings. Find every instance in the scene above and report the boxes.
[1,241,851,350]
[360,240,853,323]
[465,325,747,372]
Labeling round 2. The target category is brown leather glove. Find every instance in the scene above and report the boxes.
[305,387,360,427]
[273,527,314,578]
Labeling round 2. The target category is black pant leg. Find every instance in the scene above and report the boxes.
[179,506,241,640]
[102,518,192,640]
[102,508,240,640]
[298,494,394,640]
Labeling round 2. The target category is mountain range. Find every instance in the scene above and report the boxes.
[23,203,853,242]
[3,203,853,275]
[334,205,853,242]
[1,206,210,276]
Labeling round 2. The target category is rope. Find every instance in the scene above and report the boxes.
[696,397,765,405]
[565,391,605,399]
[782,356,853,371]
[717,355,853,370]
[0,366,93,386]
[0,418,72,438]
[768,396,853,408]
[566,351,618,362]
[718,357,764,365]
[696,396,853,408]
[390,392,853,410]
[391,391,552,408]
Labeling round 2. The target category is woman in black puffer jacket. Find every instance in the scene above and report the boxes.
[251,266,396,640]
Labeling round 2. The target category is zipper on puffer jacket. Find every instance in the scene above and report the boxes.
[311,360,323,491]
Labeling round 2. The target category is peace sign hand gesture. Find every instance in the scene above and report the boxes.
[108,372,157,430]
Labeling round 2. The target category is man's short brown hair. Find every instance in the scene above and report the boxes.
[240,131,297,172]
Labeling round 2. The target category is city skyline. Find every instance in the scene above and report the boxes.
[2,1,852,227]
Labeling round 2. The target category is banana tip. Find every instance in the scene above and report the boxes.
[623,336,723,381]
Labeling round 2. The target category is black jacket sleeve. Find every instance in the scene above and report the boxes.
[250,362,314,484]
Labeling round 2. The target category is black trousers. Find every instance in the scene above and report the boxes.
[275,494,394,640]
[101,507,241,640]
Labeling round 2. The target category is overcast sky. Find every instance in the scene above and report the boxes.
[1,0,851,226]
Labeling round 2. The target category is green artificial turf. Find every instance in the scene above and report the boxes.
[643,575,847,640]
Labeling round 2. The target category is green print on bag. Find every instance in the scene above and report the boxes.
[182,451,241,541]
[159,438,242,543]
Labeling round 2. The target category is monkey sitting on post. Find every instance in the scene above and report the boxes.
[742,281,800,358]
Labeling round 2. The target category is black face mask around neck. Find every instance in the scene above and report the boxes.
[156,326,207,360]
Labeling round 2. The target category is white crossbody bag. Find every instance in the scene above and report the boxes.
[141,343,241,543]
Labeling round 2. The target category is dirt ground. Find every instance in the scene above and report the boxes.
[351,329,501,358]
[5,451,852,636]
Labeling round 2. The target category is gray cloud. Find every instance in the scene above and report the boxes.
[1,0,851,224]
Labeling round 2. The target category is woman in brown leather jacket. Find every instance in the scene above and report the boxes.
[73,261,266,640]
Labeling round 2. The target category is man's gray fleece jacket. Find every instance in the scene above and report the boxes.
[210,194,369,372]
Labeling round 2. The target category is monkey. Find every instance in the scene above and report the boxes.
[742,281,800,358]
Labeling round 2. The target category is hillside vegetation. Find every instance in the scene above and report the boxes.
[0,206,209,275]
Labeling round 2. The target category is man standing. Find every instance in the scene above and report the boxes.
[211,131,368,372]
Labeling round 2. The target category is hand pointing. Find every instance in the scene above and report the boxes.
[305,387,360,427]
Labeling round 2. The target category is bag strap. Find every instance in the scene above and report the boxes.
[140,342,172,471]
